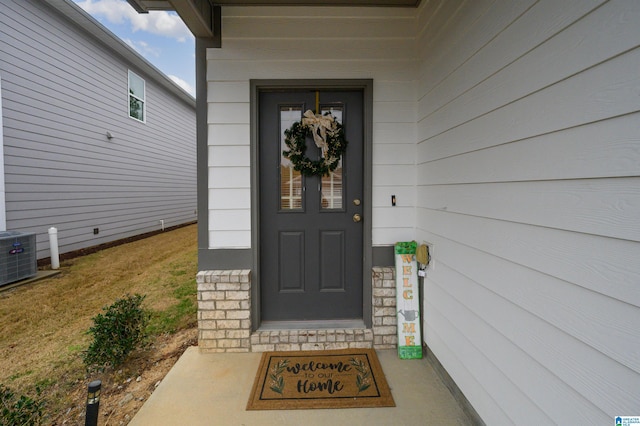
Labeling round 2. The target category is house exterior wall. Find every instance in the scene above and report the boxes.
[205,6,417,250]
[415,0,640,424]
[203,0,640,422]
[0,0,197,259]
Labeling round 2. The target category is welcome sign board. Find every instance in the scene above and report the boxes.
[395,241,422,359]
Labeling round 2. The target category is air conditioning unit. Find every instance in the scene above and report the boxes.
[0,231,37,286]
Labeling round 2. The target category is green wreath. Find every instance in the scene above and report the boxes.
[282,111,348,177]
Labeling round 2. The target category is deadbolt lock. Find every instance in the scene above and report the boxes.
[353,199,361,206]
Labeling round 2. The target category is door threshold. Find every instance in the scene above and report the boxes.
[258,319,366,331]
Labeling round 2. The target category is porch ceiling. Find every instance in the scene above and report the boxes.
[128,0,418,9]
[126,0,419,37]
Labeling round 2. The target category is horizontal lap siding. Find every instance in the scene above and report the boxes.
[0,0,196,258]
[207,6,418,249]
[416,0,640,424]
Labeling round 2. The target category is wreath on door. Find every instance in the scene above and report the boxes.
[282,110,348,177]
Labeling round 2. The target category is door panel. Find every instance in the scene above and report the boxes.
[279,231,304,292]
[320,230,345,291]
[259,90,364,321]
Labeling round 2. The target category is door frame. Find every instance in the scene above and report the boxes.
[250,79,373,331]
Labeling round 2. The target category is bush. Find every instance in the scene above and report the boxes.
[0,384,45,426]
[83,294,149,370]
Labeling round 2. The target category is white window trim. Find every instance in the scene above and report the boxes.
[128,70,146,123]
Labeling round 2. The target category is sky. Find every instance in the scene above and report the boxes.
[73,0,196,97]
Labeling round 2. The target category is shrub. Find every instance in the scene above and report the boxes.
[83,294,149,370]
[0,384,45,426]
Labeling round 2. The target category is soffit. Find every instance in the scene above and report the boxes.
[127,0,420,37]
[129,0,419,10]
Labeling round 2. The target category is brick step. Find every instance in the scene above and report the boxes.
[197,267,399,353]
[250,328,374,352]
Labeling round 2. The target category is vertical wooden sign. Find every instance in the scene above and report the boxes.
[395,241,422,359]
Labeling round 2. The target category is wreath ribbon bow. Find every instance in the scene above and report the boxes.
[301,110,336,157]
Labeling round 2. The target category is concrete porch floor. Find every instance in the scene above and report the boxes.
[129,347,474,425]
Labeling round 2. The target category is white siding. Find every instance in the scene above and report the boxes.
[0,0,197,258]
[416,0,640,424]
[206,6,418,249]
[205,1,640,422]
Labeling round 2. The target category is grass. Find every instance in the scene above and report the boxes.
[0,224,197,422]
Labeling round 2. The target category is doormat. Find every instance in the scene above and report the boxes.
[246,348,395,410]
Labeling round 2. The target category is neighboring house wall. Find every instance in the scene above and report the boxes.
[0,0,197,259]
[0,75,5,231]
[415,0,640,424]
[205,6,417,250]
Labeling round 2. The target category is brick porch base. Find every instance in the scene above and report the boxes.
[197,267,397,353]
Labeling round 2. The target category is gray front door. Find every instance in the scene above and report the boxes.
[259,90,364,321]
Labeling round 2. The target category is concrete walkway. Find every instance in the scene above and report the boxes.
[0,270,60,293]
[129,347,473,425]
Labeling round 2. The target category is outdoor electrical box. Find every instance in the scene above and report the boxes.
[0,231,37,286]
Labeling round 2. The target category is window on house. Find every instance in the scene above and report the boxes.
[128,70,145,122]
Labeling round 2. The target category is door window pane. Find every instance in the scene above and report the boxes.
[320,106,343,210]
[280,107,303,210]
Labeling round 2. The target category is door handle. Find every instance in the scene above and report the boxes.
[353,213,362,223]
